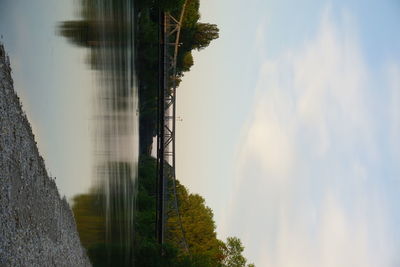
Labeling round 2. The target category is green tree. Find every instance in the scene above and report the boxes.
[193,23,219,50]
[166,180,224,265]
[181,52,194,71]
[222,237,254,267]
[182,0,200,28]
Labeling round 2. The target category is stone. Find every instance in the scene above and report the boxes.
[0,43,91,266]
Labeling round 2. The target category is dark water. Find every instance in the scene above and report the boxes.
[0,0,139,265]
[60,0,139,264]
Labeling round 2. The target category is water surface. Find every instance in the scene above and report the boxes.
[0,0,139,264]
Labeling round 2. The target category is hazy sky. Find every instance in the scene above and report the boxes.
[2,0,400,266]
[177,0,400,266]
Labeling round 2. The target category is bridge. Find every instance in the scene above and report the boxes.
[156,2,189,253]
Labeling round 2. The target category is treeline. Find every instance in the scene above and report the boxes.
[135,155,254,267]
[136,0,219,155]
[72,156,254,266]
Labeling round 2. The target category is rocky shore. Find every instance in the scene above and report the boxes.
[0,44,91,266]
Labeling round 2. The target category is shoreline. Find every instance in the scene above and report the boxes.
[0,43,90,267]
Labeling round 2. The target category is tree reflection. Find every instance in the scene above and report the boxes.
[72,162,136,266]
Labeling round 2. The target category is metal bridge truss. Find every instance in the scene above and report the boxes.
[156,4,189,254]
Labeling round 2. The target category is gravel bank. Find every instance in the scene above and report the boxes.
[0,43,91,266]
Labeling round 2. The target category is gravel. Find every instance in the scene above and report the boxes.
[0,43,91,267]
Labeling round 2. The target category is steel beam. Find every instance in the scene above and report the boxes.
[156,7,190,254]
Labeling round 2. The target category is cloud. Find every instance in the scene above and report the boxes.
[225,10,399,267]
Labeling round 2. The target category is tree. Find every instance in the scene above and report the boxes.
[222,237,255,267]
[193,23,219,50]
[181,52,194,72]
[182,0,200,28]
[166,181,224,265]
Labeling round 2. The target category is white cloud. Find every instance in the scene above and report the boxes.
[225,10,399,267]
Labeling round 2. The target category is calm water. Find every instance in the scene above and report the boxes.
[0,0,138,264]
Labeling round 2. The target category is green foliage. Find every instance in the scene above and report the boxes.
[193,23,219,50]
[166,181,223,265]
[181,52,194,72]
[135,156,223,267]
[222,237,247,267]
[182,0,200,28]
[221,237,255,267]
[159,0,186,12]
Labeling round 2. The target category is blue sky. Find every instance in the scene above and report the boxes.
[177,0,400,266]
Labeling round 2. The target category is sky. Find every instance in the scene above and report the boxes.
[177,0,400,266]
[1,0,400,266]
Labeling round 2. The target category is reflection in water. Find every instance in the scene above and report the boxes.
[59,0,138,265]
[71,163,136,266]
